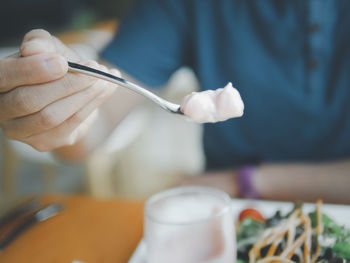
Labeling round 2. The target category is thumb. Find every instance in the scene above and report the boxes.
[20,29,73,59]
[20,29,57,56]
[0,53,68,92]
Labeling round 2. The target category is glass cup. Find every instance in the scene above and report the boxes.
[144,186,236,263]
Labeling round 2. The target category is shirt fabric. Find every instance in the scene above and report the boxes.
[102,0,350,170]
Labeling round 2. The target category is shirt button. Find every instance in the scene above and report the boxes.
[308,59,319,70]
[309,24,320,33]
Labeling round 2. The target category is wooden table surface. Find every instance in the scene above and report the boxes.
[0,195,144,263]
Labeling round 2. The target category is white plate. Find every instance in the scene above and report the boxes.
[128,199,350,263]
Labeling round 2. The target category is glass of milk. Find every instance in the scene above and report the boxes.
[144,186,236,263]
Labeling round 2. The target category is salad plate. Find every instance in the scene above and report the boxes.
[128,199,350,263]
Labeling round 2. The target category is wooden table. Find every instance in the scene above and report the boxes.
[0,195,144,263]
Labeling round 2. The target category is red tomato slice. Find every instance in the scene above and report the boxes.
[239,208,265,222]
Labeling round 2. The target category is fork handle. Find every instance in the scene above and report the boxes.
[4,52,182,114]
[68,61,182,114]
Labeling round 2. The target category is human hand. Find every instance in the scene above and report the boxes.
[0,29,119,151]
[176,171,238,197]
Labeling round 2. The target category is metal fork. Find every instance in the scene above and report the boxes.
[5,52,183,115]
[68,62,183,115]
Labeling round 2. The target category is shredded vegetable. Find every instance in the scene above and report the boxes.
[236,200,350,263]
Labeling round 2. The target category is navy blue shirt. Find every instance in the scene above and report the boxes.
[102,0,350,170]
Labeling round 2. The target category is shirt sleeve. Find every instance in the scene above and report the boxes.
[101,0,191,87]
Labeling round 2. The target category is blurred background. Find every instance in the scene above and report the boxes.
[0,0,205,204]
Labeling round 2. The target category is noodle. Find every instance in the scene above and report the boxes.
[247,201,324,263]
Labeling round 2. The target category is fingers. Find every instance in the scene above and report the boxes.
[21,37,56,56]
[0,59,120,152]
[109,68,122,78]
[0,60,99,120]
[22,84,116,152]
[3,79,110,138]
[21,29,79,61]
[0,53,67,92]
[0,29,80,93]
[21,29,58,56]
[22,29,52,43]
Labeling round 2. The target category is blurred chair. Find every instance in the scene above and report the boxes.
[85,67,205,199]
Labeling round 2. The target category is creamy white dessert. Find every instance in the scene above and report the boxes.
[180,82,244,123]
[145,194,236,263]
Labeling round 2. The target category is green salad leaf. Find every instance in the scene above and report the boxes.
[236,208,350,262]
[309,211,350,259]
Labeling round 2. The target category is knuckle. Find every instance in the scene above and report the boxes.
[25,138,50,152]
[97,90,110,102]
[12,88,37,114]
[41,53,68,78]
[97,84,115,101]
[21,55,49,81]
[19,42,31,56]
[59,75,75,93]
[33,143,49,152]
[70,111,85,125]
[98,64,108,72]
[92,79,105,91]
[110,69,121,77]
[105,83,117,95]
[38,108,60,128]
[23,29,51,42]
[60,75,78,93]
[64,73,96,92]
[85,60,99,68]
[24,53,67,81]
[20,39,56,56]
[57,132,79,148]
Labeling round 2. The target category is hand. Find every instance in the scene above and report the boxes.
[177,171,238,197]
[0,29,119,151]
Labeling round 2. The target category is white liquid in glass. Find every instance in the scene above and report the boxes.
[144,188,236,263]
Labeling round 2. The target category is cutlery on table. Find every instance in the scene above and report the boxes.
[0,196,41,229]
[0,203,64,250]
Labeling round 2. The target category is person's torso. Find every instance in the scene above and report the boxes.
[187,0,350,169]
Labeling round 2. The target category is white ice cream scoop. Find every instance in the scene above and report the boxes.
[180,82,244,123]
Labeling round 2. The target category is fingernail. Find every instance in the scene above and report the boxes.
[44,57,65,76]
[21,39,51,56]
